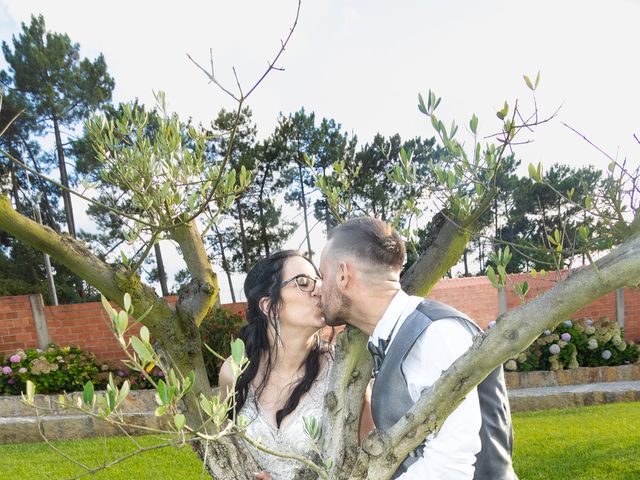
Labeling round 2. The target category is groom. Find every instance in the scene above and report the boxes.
[318,217,517,480]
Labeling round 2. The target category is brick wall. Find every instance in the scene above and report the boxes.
[0,296,38,354]
[1,275,639,362]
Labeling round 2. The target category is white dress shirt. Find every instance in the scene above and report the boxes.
[369,290,482,480]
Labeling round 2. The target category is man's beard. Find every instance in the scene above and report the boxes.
[323,289,352,327]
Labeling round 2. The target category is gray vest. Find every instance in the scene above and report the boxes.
[371,300,517,480]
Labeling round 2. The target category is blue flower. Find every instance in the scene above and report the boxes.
[549,344,561,355]
[543,330,552,336]
[585,318,594,326]
[563,320,573,327]
[602,350,612,360]
[487,321,496,329]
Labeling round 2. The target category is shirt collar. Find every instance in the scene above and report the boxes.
[369,289,410,344]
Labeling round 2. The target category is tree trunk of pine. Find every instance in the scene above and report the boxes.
[9,160,22,213]
[52,116,76,238]
[257,167,270,256]
[235,200,250,272]
[298,163,313,258]
[19,135,59,231]
[215,224,236,303]
[154,242,170,297]
[463,249,469,276]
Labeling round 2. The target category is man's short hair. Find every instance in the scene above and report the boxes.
[327,217,405,270]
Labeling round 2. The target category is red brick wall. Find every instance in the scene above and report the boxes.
[427,277,498,329]
[2,277,639,362]
[0,296,38,355]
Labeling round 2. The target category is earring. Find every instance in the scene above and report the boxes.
[274,316,283,347]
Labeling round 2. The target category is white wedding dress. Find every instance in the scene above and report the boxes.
[239,362,331,480]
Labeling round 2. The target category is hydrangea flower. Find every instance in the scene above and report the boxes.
[585,318,594,326]
[18,367,27,374]
[543,330,552,336]
[487,321,496,329]
[7,378,14,385]
[587,339,598,350]
[585,326,596,335]
[612,335,622,346]
[549,344,561,355]
[601,350,612,360]
[2,366,12,375]
[563,320,573,327]
[505,360,517,371]
[561,333,571,342]
[157,371,165,378]
[9,354,21,363]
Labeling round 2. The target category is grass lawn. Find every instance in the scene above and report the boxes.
[1,402,639,479]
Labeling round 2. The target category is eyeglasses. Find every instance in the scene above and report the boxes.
[280,274,321,293]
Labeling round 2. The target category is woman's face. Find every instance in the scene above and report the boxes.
[276,256,325,332]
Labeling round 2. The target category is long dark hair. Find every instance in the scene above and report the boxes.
[235,250,332,428]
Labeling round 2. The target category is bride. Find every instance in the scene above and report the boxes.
[219,250,333,480]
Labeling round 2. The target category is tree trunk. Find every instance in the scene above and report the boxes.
[52,116,76,238]
[235,199,250,272]
[463,248,469,276]
[154,242,169,297]
[298,163,313,258]
[215,224,236,303]
[8,160,22,213]
[19,134,59,231]
[257,166,271,256]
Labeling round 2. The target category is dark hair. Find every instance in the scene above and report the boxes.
[234,250,332,428]
[327,217,405,270]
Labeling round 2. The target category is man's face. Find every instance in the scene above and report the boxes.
[319,243,351,327]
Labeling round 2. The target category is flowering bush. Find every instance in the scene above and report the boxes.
[504,317,640,372]
[0,344,102,395]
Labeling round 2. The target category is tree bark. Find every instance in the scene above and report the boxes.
[52,115,76,238]
[298,163,313,258]
[215,223,236,303]
[154,242,170,297]
[235,199,250,272]
[257,166,271,257]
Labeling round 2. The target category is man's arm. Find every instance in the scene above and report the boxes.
[401,319,482,480]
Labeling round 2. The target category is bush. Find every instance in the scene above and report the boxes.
[505,317,640,372]
[199,306,245,386]
[0,344,102,395]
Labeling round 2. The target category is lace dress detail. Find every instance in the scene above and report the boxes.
[238,361,331,480]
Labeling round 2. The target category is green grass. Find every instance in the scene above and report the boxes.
[512,402,640,480]
[1,402,639,479]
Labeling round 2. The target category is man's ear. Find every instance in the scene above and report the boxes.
[337,260,353,290]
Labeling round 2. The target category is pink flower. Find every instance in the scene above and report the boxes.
[2,366,12,375]
[9,354,21,363]
[7,378,15,385]
[18,367,28,374]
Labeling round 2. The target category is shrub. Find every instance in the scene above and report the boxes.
[199,306,245,386]
[505,317,640,372]
[0,344,102,395]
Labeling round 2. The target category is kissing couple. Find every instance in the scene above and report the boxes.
[219,217,518,480]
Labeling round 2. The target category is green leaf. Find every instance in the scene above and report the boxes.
[528,163,541,183]
[174,413,186,430]
[585,195,593,210]
[101,295,116,321]
[231,338,246,366]
[497,265,508,284]
[155,405,168,417]
[140,325,150,344]
[470,114,478,134]
[523,74,534,90]
[521,281,529,296]
[578,225,589,242]
[130,336,152,364]
[417,93,428,115]
[183,371,196,395]
[123,293,131,312]
[117,310,128,334]
[486,266,497,287]
[118,380,130,406]
[157,380,169,405]
[535,70,541,88]
[83,381,94,406]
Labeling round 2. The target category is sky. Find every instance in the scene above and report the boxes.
[1,0,639,301]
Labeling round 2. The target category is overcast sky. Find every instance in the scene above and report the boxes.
[2,0,639,301]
